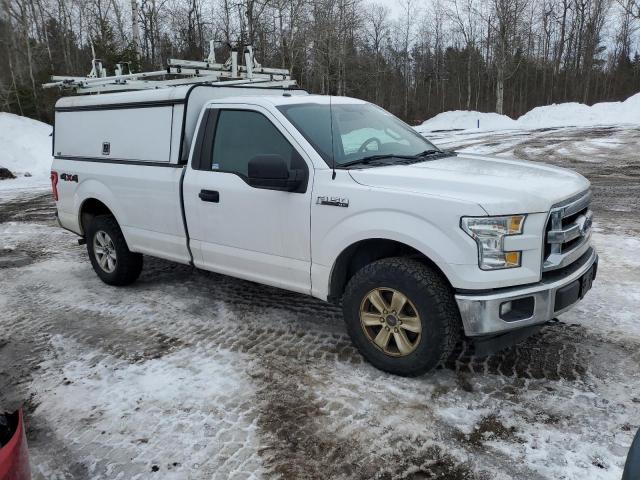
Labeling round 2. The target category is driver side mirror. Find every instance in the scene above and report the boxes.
[247,155,303,192]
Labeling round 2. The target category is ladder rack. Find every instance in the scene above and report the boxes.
[43,43,296,95]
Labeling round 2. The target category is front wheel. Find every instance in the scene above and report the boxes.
[342,257,461,376]
[86,215,143,286]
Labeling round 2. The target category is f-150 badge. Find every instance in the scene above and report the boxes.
[316,196,349,208]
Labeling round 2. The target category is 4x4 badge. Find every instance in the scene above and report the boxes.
[60,173,78,182]
[317,196,349,208]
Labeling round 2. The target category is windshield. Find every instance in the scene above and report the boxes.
[277,102,439,167]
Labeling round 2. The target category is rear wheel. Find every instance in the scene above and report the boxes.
[342,257,460,376]
[86,215,143,286]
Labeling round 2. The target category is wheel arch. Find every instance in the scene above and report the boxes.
[78,197,117,235]
[71,176,128,237]
[327,238,452,303]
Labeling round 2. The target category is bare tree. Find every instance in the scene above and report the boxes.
[131,0,140,58]
[580,0,610,102]
[617,0,640,19]
[396,0,416,118]
[0,0,638,123]
[490,0,528,113]
[364,3,390,103]
[447,0,479,109]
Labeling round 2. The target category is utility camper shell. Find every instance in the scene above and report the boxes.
[54,84,308,165]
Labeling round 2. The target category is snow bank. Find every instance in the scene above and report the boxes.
[518,93,640,128]
[0,112,52,182]
[415,110,517,133]
[416,92,640,132]
[517,102,595,128]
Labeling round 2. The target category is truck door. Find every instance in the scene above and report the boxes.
[182,106,313,294]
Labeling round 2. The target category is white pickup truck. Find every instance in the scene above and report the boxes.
[51,84,597,376]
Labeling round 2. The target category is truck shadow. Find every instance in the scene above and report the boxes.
[141,256,593,383]
[446,321,589,382]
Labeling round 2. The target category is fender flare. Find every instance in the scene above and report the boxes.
[312,209,475,300]
[74,179,126,235]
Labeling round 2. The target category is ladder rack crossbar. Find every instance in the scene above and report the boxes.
[165,66,288,80]
[43,69,170,89]
[43,44,296,95]
[66,78,297,94]
[167,58,290,76]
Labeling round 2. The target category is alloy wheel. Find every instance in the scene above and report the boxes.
[93,230,117,273]
[359,287,422,357]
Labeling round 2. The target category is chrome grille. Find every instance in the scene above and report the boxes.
[543,190,593,272]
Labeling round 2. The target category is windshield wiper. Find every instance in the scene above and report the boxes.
[339,154,417,169]
[339,150,452,169]
[395,149,455,164]
[413,149,441,157]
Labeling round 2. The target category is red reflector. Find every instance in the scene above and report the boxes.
[51,171,58,201]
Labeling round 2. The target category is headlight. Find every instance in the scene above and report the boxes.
[461,215,526,270]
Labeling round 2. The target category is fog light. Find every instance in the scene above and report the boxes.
[500,297,535,321]
[500,301,512,317]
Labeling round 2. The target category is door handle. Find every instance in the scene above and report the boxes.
[198,189,219,203]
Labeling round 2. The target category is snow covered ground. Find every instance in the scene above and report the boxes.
[1,110,640,479]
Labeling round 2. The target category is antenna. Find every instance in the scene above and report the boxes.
[330,94,336,180]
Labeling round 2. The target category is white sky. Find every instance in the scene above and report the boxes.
[367,0,640,55]
[382,0,405,18]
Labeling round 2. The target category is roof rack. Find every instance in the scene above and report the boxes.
[43,42,296,95]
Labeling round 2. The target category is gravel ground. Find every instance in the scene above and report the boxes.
[1,126,639,480]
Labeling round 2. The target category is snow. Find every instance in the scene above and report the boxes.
[561,228,640,337]
[518,93,640,128]
[0,112,52,190]
[416,92,640,132]
[4,215,635,479]
[416,110,518,132]
[32,335,263,479]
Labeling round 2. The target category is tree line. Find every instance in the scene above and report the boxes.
[1,0,639,125]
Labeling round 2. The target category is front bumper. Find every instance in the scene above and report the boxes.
[455,248,597,336]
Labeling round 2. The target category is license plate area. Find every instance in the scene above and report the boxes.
[554,262,596,312]
[580,265,594,298]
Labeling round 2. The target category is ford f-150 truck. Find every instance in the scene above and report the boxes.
[51,84,597,376]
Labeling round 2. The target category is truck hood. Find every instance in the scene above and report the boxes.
[348,152,590,215]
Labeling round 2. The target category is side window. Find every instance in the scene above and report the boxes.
[211,110,296,176]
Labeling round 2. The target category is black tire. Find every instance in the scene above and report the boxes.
[86,215,143,286]
[342,257,461,376]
